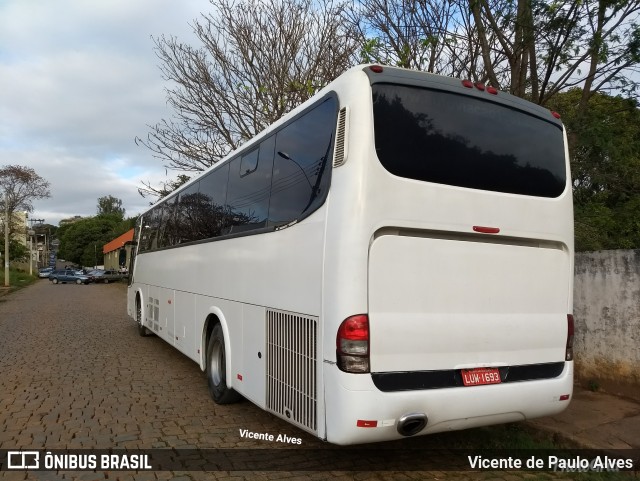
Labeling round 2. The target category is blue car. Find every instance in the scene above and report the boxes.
[49,269,90,285]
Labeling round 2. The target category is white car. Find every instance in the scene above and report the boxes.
[38,267,54,278]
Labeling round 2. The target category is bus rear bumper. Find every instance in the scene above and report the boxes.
[323,361,573,445]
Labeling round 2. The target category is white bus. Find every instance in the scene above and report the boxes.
[127,65,574,445]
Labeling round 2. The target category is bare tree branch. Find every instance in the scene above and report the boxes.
[137,0,359,197]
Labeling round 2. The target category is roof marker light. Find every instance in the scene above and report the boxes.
[474,82,486,91]
[551,111,561,119]
[369,65,384,73]
[461,80,473,88]
[487,86,498,95]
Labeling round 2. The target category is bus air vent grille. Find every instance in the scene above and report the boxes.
[266,309,318,434]
[333,107,348,167]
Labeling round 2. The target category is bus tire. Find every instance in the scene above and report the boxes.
[206,324,241,404]
[136,298,150,337]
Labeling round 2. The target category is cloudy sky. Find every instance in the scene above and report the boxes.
[0,0,210,226]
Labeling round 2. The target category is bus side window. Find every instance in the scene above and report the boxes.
[158,197,175,248]
[175,181,201,244]
[269,97,336,226]
[199,162,230,239]
[226,137,274,232]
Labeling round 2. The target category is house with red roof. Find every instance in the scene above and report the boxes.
[103,229,135,271]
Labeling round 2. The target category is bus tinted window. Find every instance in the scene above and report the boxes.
[157,196,177,248]
[137,95,337,251]
[226,140,274,233]
[175,181,206,244]
[269,97,336,225]
[199,162,230,239]
[140,210,157,251]
[372,84,566,197]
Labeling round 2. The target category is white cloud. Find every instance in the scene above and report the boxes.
[0,0,209,226]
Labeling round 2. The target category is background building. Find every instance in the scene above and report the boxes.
[0,210,28,246]
[103,229,134,271]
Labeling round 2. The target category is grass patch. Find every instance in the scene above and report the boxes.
[0,268,38,294]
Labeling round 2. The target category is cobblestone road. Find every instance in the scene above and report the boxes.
[0,280,601,481]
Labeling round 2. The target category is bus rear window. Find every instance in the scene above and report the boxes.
[372,84,566,197]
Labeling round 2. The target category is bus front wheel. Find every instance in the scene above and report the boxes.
[207,324,241,404]
[136,298,150,337]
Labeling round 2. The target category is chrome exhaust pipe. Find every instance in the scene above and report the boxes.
[397,413,428,436]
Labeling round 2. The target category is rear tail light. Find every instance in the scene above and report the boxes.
[566,314,575,361]
[337,314,370,373]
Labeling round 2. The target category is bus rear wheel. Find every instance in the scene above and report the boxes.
[207,324,241,404]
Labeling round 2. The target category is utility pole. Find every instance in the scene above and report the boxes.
[28,229,35,276]
[3,201,9,287]
[30,219,45,269]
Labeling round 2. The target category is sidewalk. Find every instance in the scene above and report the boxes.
[527,385,640,450]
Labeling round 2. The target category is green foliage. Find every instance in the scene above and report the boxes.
[97,195,125,219]
[58,215,134,267]
[360,38,382,64]
[0,239,28,261]
[548,89,640,251]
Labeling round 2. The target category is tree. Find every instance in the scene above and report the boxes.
[138,174,191,201]
[58,215,135,268]
[349,0,640,107]
[548,89,640,250]
[97,195,125,219]
[0,238,28,262]
[348,0,473,76]
[137,0,359,198]
[470,0,640,107]
[0,165,51,286]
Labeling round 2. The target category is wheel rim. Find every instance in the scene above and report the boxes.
[136,301,142,327]
[210,340,224,386]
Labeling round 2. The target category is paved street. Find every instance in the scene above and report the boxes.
[0,280,609,481]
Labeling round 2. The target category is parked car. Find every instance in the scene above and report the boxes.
[38,267,54,278]
[90,269,124,283]
[49,269,91,285]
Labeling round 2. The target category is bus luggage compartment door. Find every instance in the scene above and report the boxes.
[367,234,570,374]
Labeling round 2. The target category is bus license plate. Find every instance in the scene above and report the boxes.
[461,368,501,386]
